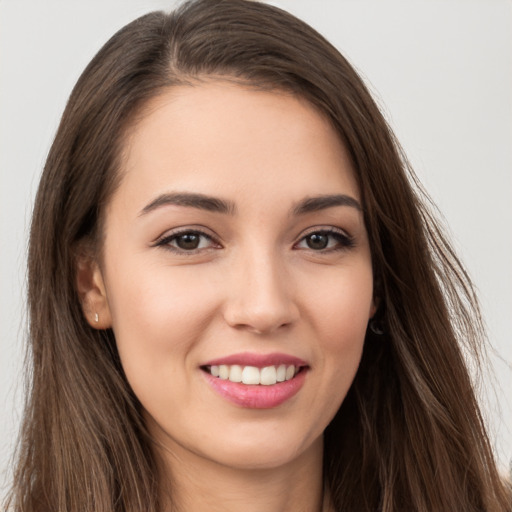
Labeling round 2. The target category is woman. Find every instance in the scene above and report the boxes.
[6,0,511,510]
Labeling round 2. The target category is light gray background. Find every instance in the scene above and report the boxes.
[1,0,511,497]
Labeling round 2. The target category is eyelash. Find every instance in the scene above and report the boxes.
[294,228,355,252]
[154,227,355,255]
[154,229,219,254]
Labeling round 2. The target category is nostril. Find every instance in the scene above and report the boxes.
[221,263,300,333]
[231,319,294,335]
[224,302,299,334]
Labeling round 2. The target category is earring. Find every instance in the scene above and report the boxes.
[94,313,99,323]
[369,318,384,335]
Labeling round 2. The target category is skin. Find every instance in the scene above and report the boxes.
[78,81,375,512]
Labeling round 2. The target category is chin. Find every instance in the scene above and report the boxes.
[195,427,323,471]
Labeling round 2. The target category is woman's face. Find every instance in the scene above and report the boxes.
[91,82,375,470]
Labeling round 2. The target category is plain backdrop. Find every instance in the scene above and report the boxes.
[1,0,511,497]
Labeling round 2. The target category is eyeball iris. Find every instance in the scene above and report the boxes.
[306,233,329,250]
[176,233,201,250]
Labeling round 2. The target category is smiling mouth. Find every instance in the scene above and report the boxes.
[201,364,304,386]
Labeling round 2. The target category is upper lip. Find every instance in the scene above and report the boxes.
[202,352,308,368]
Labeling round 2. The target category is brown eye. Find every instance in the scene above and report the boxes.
[175,233,201,250]
[305,233,329,250]
[156,230,217,253]
[295,229,355,252]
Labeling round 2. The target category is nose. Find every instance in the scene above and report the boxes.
[223,250,299,335]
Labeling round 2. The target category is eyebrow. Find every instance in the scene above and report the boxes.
[139,192,361,217]
[292,194,362,215]
[139,192,236,216]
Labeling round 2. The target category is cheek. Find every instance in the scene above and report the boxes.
[307,263,373,345]
[302,263,373,398]
[104,263,221,382]
[103,265,228,430]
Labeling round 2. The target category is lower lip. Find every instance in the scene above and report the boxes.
[202,369,307,409]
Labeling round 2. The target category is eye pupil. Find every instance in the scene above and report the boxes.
[306,233,328,250]
[176,233,200,250]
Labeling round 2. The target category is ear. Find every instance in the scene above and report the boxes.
[76,253,112,329]
[369,299,378,319]
[370,274,382,318]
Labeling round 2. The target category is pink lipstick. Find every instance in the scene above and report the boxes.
[201,352,308,409]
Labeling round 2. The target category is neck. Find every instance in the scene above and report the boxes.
[157,436,328,512]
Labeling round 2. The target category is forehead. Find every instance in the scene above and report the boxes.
[114,81,359,213]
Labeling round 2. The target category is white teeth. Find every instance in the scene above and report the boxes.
[276,364,286,382]
[242,366,260,385]
[207,364,300,385]
[229,364,242,383]
[218,365,229,380]
[260,366,277,385]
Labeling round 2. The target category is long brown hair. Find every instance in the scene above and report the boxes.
[6,1,511,510]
